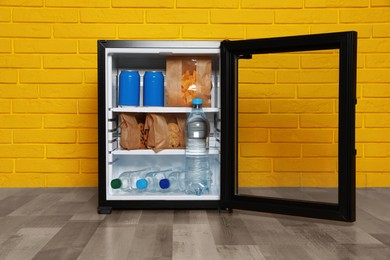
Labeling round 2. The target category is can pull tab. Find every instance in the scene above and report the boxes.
[238,54,252,59]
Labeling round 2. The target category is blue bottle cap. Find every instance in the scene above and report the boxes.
[159,179,170,189]
[136,179,147,190]
[192,98,202,105]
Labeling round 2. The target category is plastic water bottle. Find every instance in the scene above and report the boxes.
[166,168,186,192]
[110,167,159,192]
[141,169,172,192]
[185,98,211,195]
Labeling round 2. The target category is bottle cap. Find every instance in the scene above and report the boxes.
[192,98,202,105]
[136,179,148,190]
[159,179,170,189]
[110,179,122,189]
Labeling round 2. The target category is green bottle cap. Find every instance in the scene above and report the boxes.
[111,179,122,189]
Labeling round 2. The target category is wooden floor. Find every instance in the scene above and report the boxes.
[0,188,389,259]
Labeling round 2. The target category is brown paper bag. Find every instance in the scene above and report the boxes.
[166,56,212,107]
[119,113,147,150]
[145,113,187,152]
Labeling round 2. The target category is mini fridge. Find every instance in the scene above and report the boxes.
[97,31,357,222]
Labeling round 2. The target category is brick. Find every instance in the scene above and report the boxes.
[13,99,77,114]
[305,0,368,7]
[271,100,334,113]
[13,130,77,143]
[0,145,44,158]
[356,128,390,142]
[301,173,337,188]
[20,69,83,84]
[301,54,339,69]
[146,10,208,24]
[365,143,390,157]
[271,129,333,143]
[43,55,96,69]
[211,10,273,24]
[80,9,143,23]
[0,8,10,22]
[78,99,97,114]
[240,143,301,157]
[241,0,303,8]
[356,173,367,188]
[239,114,298,128]
[0,40,11,53]
[0,160,13,173]
[14,39,77,54]
[112,0,173,7]
[247,25,310,38]
[240,54,299,69]
[13,8,78,23]
[54,24,116,39]
[239,69,275,84]
[238,158,272,172]
[297,84,338,99]
[40,84,97,99]
[238,84,296,99]
[311,25,373,38]
[302,144,338,157]
[238,172,301,187]
[46,0,109,7]
[46,144,98,158]
[177,0,238,8]
[238,128,268,143]
[0,55,41,68]
[15,159,79,173]
[0,24,50,38]
[365,55,390,68]
[0,69,17,83]
[0,84,38,99]
[277,69,338,83]
[0,115,42,129]
[340,9,390,23]
[0,174,45,187]
[182,25,244,39]
[0,130,11,144]
[371,0,390,6]
[44,114,97,128]
[79,40,97,54]
[363,84,390,97]
[374,24,390,37]
[0,0,42,6]
[238,99,269,113]
[78,130,98,143]
[0,100,10,113]
[358,39,390,53]
[119,25,180,39]
[367,174,390,187]
[357,99,390,113]
[365,113,390,127]
[357,159,390,172]
[275,10,338,24]
[81,159,97,173]
[84,69,97,84]
[274,158,337,172]
[45,173,97,187]
[300,114,338,128]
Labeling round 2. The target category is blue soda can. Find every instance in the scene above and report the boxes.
[118,70,140,106]
[143,71,164,106]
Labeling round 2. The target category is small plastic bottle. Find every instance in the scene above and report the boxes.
[141,169,172,192]
[166,168,186,192]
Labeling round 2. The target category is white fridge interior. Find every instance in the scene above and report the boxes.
[104,42,221,201]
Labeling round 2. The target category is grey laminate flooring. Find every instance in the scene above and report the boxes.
[0,188,389,259]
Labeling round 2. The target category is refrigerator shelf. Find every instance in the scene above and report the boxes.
[107,194,220,201]
[111,148,220,155]
[111,106,220,113]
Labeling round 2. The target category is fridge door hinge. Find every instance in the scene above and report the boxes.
[238,54,252,59]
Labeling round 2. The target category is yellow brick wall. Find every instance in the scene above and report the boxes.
[0,0,389,187]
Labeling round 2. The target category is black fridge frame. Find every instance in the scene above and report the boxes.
[220,31,357,222]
